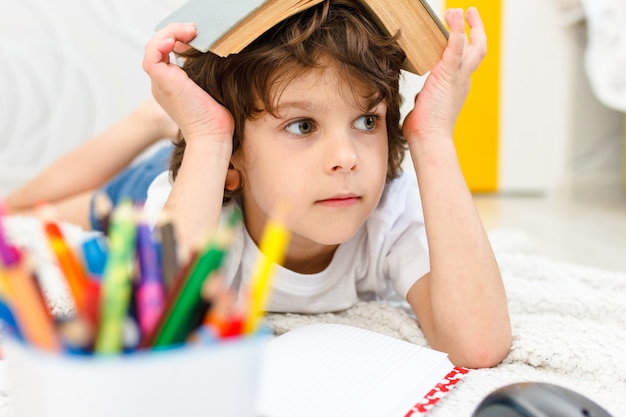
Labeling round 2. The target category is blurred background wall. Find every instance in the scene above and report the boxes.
[402,0,625,197]
[0,0,184,196]
[1,0,624,198]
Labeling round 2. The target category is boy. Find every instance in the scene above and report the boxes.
[143,0,512,368]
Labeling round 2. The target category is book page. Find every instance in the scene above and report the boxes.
[256,323,453,417]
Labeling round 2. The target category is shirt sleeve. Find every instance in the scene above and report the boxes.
[380,172,430,299]
[143,170,172,229]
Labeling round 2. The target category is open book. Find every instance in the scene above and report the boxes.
[256,323,468,417]
[155,0,448,75]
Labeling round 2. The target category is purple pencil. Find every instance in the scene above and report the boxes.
[0,201,19,266]
[135,212,167,339]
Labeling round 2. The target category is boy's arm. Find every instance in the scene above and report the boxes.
[4,98,176,212]
[403,8,511,368]
[142,23,234,247]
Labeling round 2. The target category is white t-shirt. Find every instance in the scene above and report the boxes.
[144,170,430,314]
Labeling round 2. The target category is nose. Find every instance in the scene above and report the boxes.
[325,131,358,173]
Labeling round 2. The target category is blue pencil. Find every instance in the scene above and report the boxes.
[0,298,23,341]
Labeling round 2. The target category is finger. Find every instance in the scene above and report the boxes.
[143,23,196,74]
[143,37,174,70]
[466,7,486,48]
[173,41,193,54]
[441,8,466,69]
[156,22,197,44]
[460,7,487,74]
[143,23,196,62]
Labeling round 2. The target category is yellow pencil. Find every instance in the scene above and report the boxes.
[244,210,290,334]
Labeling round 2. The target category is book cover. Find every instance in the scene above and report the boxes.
[155,0,447,75]
[155,0,323,55]
[155,0,265,54]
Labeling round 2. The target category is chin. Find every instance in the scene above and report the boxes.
[312,225,362,246]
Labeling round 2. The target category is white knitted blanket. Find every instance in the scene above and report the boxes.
[2,217,625,416]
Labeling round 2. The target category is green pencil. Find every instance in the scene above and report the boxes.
[151,209,238,348]
[94,201,137,354]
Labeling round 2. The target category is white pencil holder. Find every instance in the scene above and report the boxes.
[2,334,265,417]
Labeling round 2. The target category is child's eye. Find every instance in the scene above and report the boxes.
[285,119,315,135]
[354,115,378,131]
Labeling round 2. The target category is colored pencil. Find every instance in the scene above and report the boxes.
[0,201,18,266]
[137,248,199,349]
[93,191,113,234]
[135,214,166,338]
[40,210,90,317]
[94,201,137,354]
[150,230,232,348]
[155,211,178,292]
[0,253,61,352]
[244,211,290,334]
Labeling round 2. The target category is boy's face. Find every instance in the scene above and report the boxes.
[233,66,388,266]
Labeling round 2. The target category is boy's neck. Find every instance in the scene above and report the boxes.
[281,244,338,275]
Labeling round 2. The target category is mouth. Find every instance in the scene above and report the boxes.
[316,194,361,208]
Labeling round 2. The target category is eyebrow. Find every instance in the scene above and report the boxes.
[275,100,384,114]
[275,101,317,112]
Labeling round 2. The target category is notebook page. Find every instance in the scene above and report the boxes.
[256,323,452,417]
[383,359,459,417]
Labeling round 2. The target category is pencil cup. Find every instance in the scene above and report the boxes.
[2,334,265,417]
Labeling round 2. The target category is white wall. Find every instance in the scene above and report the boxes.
[402,0,624,195]
[499,0,574,194]
[500,0,623,195]
[0,0,187,196]
[1,0,622,196]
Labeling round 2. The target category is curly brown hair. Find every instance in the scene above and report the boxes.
[170,0,408,201]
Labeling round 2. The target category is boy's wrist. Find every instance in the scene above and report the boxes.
[407,133,459,166]
[405,129,453,149]
[133,99,179,142]
[183,134,233,156]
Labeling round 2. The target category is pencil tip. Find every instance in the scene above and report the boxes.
[156,209,173,225]
[93,192,113,215]
[36,202,59,223]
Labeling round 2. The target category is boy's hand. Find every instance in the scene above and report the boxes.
[402,7,486,144]
[143,23,234,145]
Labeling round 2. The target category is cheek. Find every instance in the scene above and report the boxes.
[241,156,297,204]
[367,139,390,175]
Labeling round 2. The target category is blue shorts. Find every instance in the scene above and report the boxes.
[89,143,173,231]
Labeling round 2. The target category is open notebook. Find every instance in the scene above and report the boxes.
[256,323,468,417]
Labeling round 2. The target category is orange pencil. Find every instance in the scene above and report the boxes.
[201,273,235,338]
[39,208,90,317]
[0,253,61,352]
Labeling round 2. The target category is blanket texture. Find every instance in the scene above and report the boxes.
[2,217,625,416]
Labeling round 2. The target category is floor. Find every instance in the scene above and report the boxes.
[474,190,626,273]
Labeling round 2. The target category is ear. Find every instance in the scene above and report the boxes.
[225,163,242,192]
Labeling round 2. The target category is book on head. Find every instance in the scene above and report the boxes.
[256,323,468,417]
[155,0,448,75]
